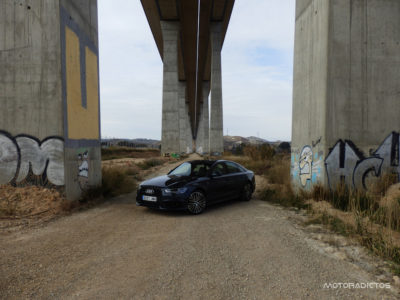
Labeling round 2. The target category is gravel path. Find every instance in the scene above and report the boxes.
[1,160,399,299]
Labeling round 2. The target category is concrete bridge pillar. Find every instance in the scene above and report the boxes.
[196,82,210,155]
[0,0,101,200]
[292,0,400,191]
[160,21,193,155]
[209,22,224,156]
[160,21,181,155]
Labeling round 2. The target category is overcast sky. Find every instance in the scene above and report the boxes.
[98,0,296,141]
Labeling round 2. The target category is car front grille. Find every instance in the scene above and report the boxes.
[139,185,162,196]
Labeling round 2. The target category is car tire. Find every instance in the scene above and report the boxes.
[187,190,206,214]
[240,183,252,201]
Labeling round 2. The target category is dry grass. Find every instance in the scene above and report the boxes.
[0,153,166,220]
[308,199,400,269]
[225,148,400,271]
[137,158,165,170]
[224,149,303,208]
[100,167,137,197]
[243,144,275,161]
[0,185,65,218]
[102,146,160,160]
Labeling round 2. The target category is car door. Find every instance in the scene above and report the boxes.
[207,162,230,203]
[224,161,246,198]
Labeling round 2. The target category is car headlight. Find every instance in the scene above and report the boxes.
[177,188,187,194]
[162,187,187,195]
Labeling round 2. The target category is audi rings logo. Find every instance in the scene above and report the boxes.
[145,189,154,194]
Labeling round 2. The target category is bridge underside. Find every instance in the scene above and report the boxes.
[141,0,234,154]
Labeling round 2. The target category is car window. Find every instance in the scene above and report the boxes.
[225,161,242,174]
[169,162,191,176]
[211,163,228,176]
[191,163,210,177]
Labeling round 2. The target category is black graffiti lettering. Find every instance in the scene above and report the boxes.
[0,131,64,186]
[325,132,400,190]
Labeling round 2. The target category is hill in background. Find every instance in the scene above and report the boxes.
[101,136,290,152]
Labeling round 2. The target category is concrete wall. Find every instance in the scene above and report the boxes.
[0,1,63,139]
[291,0,329,189]
[292,0,400,191]
[61,0,101,200]
[0,0,101,200]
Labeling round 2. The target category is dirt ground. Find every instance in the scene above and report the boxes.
[1,155,400,299]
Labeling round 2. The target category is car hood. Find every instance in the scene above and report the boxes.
[140,175,193,188]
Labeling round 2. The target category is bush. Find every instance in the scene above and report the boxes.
[243,144,275,161]
[266,155,291,185]
[101,167,137,197]
[80,167,137,202]
[278,142,291,153]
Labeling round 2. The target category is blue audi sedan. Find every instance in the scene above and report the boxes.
[136,160,255,214]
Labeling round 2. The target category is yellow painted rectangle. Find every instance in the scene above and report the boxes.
[65,26,99,140]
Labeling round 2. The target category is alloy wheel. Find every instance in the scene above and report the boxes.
[187,191,206,214]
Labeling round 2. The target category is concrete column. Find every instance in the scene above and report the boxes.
[178,81,193,153]
[209,22,224,155]
[0,0,101,200]
[160,21,180,155]
[196,82,210,154]
[292,0,400,191]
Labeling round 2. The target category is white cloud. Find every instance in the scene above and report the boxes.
[98,0,295,141]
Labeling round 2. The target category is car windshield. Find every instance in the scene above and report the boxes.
[169,162,211,177]
[169,162,191,176]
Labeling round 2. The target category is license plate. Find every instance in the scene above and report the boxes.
[143,195,157,202]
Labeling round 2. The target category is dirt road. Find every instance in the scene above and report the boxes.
[1,159,399,299]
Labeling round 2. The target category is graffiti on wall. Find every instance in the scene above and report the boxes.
[0,131,64,186]
[325,132,400,190]
[292,145,324,188]
[299,146,313,186]
[77,150,89,190]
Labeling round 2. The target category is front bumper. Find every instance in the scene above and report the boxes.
[136,186,189,210]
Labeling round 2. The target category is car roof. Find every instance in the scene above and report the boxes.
[187,159,243,166]
[187,160,216,165]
